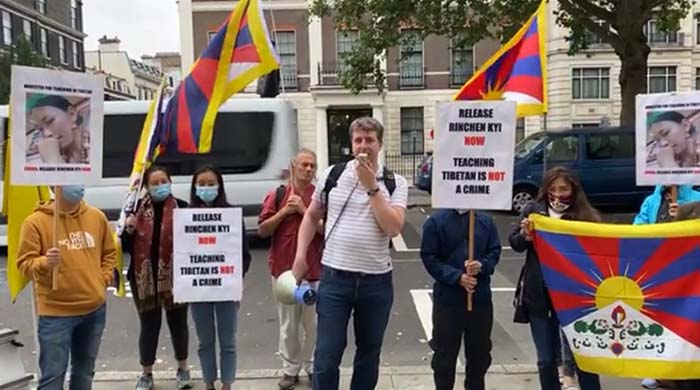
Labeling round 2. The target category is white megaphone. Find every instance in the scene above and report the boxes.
[274,270,298,305]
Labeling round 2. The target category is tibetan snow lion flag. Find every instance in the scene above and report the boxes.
[531,214,700,379]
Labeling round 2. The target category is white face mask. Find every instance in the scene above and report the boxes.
[456,209,470,215]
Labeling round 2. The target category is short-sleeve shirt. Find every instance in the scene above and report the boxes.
[313,160,408,274]
[259,184,323,280]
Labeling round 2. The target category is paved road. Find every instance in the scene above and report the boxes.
[0,199,641,387]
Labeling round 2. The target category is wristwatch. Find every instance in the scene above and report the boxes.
[367,187,380,196]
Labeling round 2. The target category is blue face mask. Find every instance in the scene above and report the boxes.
[196,185,219,204]
[61,185,85,204]
[149,183,171,202]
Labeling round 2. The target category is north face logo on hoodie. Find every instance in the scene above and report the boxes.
[58,231,96,251]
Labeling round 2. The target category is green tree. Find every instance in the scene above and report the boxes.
[310,0,693,125]
[0,37,49,104]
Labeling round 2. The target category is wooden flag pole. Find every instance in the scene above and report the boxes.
[467,209,475,312]
[51,187,60,291]
[671,185,678,203]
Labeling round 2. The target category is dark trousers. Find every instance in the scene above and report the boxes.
[529,314,600,390]
[430,300,493,390]
[312,267,394,390]
[136,304,190,366]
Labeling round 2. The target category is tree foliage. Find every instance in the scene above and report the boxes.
[310,0,694,125]
[0,37,49,105]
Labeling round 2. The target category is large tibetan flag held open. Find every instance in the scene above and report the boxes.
[531,214,700,379]
[453,0,547,117]
[163,0,279,154]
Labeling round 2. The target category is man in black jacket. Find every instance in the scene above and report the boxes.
[420,209,501,390]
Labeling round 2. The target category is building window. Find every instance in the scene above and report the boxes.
[647,66,676,93]
[572,123,599,128]
[275,31,297,90]
[585,134,635,160]
[40,28,48,57]
[59,36,67,64]
[582,20,605,45]
[450,36,473,86]
[545,136,579,162]
[572,68,610,99]
[696,68,700,90]
[400,29,423,88]
[207,31,217,43]
[36,0,46,14]
[643,19,678,44]
[697,17,700,45]
[336,30,358,72]
[72,41,80,68]
[2,11,11,46]
[400,107,424,155]
[22,20,32,42]
[71,0,80,30]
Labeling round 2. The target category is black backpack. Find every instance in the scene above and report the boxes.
[274,161,397,221]
[321,162,396,222]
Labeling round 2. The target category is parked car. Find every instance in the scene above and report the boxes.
[414,152,432,193]
[510,126,653,213]
[413,126,653,213]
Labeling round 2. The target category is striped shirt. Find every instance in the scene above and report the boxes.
[313,160,408,273]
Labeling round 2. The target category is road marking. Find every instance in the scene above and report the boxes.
[409,289,434,339]
[392,234,420,253]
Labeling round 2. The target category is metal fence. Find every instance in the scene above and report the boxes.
[384,152,422,184]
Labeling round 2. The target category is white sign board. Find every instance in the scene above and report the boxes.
[432,101,517,210]
[10,65,103,185]
[636,91,700,186]
[173,208,243,303]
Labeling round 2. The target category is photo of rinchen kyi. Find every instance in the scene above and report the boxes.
[646,109,700,169]
[25,93,91,165]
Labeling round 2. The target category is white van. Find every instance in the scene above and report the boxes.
[0,98,298,244]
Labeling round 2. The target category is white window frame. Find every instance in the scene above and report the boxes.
[274,30,298,91]
[399,29,424,88]
[336,29,359,73]
[2,11,12,46]
[22,19,32,42]
[72,41,79,68]
[40,28,48,57]
[571,67,610,100]
[647,66,677,93]
[449,36,473,87]
[36,0,46,14]
[59,36,67,64]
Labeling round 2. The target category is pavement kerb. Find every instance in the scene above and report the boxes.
[71,364,538,382]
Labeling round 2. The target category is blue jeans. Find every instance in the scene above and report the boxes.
[529,314,600,390]
[313,266,393,390]
[190,301,239,384]
[37,304,107,390]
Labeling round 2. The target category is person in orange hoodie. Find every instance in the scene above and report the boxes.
[16,185,117,390]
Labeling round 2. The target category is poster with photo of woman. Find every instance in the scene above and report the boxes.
[10,65,103,185]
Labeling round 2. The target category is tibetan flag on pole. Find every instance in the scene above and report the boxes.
[453,0,547,117]
[163,0,280,154]
[3,120,51,302]
[112,78,168,297]
[531,214,700,379]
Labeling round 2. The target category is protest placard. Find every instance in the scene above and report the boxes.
[10,65,103,185]
[636,91,700,186]
[432,100,517,210]
[173,208,243,303]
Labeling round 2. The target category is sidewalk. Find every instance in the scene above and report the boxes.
[87,366,645,389]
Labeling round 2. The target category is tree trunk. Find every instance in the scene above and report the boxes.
[618,38,650,126]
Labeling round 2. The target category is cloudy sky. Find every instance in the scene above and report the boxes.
[83,0,180,58]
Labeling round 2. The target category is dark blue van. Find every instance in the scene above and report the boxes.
[511,126,652,213]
